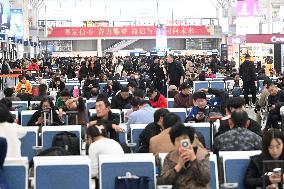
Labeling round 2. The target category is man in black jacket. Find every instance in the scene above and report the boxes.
[239,54,257,106]
[166,54,185,88]
[265,85,284,129]
[137,108,169,153]
[89,98,122,141]
[111,87,133,110]
[83,73,99,99]
[215,97,262,137]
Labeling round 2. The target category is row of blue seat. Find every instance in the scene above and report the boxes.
[4,151,260,189]
[3,153,220,189]
[20,126,81,161]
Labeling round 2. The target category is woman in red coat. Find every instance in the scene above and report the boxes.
[148,88,168,108]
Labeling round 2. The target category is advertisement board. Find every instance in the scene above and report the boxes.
[0,0,10,30]
[237,0,259,17]
[10,9,23,37]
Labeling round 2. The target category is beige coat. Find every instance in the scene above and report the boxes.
[149,128,174,155]
[157,146,210,189]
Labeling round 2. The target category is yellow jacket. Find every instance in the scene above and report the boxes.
[15,81,32,94]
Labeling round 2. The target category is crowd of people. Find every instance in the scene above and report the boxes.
[0,53,284,189]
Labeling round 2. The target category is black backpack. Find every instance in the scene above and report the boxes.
[52,131,80,155]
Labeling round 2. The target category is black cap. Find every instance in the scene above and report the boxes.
[180,82,192,90]
[245,54,251,59]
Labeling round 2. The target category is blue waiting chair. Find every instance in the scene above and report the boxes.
[220,151,261,189]
[167,108,188,122]
[99,154,156,189]
[3,157,28,189]
[34,156,90,189]
[86,100,96,112]
[20,126,39,161]
[41,125,81,153]
[209,81,225,90]
[21,110,37,126]
[193,81,209,92]
[166,98,175,108]
[185,122,211,149]
[12,101,28,112]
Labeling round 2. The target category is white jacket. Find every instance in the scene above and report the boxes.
[0,122,27,158]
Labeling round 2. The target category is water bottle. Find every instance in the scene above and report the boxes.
[73,85,79,97]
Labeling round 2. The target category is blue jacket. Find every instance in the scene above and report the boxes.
[0,137,9,189]
[186,106,208,123]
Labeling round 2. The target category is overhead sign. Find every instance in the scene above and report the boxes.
[47,26,211,38]
[246,34,284,43]
[237,0,259,17]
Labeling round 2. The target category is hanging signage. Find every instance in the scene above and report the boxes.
[47,26,211,38]
[246,34,284,43]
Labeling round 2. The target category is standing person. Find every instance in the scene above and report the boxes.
[239,54,257,106]
[149,57,167,96]
[166,54,185,89]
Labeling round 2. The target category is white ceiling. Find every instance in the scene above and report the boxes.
[39,0,217,25]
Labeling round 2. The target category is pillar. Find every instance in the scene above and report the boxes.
[97,39,102,57]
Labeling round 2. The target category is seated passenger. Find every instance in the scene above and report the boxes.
[148,88,167,108]
[0,137,8,189]
[245,129,284,189]
[157,125,210,188]
[55,90,71,120]
[32,83,54,101]
[149,113,181,155]
[214,111,262,152]
[185,92,208,123]
[49,76,65,92]
[167,85,179,98]
[3,88,20,101]
[82,73,99,99]
[216,97,262,137]
[127,98,155,126]
[27,98,62,126]
[64,97,88,126]
[111,86,133,110]
[265,85,284,130]
[0,103,26,157]
[86,125,124,185]
[15,76,32,96]
[138,108,169,153]
[173,82,193,108]
[89,98,122,142]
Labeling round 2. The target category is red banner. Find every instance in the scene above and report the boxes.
[246,34,284,44]
[47,26,211,38]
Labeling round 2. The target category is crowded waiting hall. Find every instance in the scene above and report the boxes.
[0,0,284,189]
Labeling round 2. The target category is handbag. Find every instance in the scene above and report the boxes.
[115,172,149,189]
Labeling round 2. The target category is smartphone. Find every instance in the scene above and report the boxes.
[180,139,191,149]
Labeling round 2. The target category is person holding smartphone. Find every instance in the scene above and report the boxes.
[157,124,210,189]
[245,129,284,188]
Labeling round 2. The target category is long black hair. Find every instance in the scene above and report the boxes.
[261,129,284,160]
